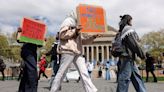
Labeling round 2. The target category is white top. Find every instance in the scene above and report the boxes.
[87,62,94,71]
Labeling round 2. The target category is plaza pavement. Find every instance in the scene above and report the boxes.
[0,78,164,92]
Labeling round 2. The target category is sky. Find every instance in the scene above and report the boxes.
[0,0,164,37]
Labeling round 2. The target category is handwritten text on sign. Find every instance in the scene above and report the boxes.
[21,18,46,40]
[77,4,106,33]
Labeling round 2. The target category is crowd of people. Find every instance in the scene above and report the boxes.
[0,9,164,92]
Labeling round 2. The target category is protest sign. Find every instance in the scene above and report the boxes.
[76,4,107,33]
[17,17,46,45]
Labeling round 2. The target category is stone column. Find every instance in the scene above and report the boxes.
[106,45,109,61]
[91,46,94,62]
[86,46,89,62]
[82,46,85,55]
[101,45,104,62]
[96,46,99,62]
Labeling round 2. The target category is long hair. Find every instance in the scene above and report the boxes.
[119,14,132,32]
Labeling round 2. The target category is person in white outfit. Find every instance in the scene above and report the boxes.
[50,11,101,92]
[87,61,94,78]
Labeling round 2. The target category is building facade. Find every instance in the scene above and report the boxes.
[82,26,117,63]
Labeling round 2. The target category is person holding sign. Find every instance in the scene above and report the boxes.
[50,11,101,92]
[17,18,46,92]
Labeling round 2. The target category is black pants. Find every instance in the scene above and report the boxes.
[146,70,157,82]
[18,55,38,92]
[18,70,23,81]
[53,61,60,76]
[98,71,102,77]
[38,70,48,80]
[0,70,5,80]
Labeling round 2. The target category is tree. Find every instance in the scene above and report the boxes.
[141,29,164,57]
[10,45,21,62]
[7,31,22,62]
[0,35,10,57]
[45,35,55,51]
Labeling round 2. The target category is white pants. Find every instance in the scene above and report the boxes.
[50,54,97,92]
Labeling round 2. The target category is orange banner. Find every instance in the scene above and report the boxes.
[76,4,107,33]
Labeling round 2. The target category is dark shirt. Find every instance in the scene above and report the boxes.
[46,43,58,61]
[0,58,6,71]
[21,43,37,60]
[145,56,155,70]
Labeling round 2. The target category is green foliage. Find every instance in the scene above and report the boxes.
[150,48,164,59]
[0,35,9,57]
[10,45,21,61]
[0,35,9,48]
[141,29,164,58]
[0,32,57,63]
[142,77,164,82]
[45,36,55,51]
[0,33,22,62]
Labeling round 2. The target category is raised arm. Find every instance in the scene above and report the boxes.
[59,17,78,40]
[82,34,102,45]
[59,26,77,40]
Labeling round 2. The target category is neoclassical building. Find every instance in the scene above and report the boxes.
[82,26,117,63]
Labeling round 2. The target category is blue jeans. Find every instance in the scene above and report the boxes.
[117,58,146,92]
[105,69,110,80]
[52,60,60,76]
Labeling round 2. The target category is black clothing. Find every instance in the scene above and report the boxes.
[146,70,157,82]
[121,26,145,60]
[145,56,155,71]
[145,56,157,82]
[46,43,58,62]
[98,70,102,78]
[18,69,23,81]
[0,58,6,71]
[0,58,6,80]
[46,43,61,75]
[19,43,38,92]
[0,70,5,81]
[47,42,61,88]
[21,43,37,61]
[18,61,25,81]
[38,70,48,80]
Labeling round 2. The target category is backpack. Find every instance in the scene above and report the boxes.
[111,32,125,57]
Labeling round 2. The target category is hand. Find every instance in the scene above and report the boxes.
[76,25,82,30]
[17,27,22,32]
[75,25,82,36]
[16,27,22,43]
[44,38,47,42]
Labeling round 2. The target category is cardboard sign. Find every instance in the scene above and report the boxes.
[18,17,46,45]
[76,4,107,33]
